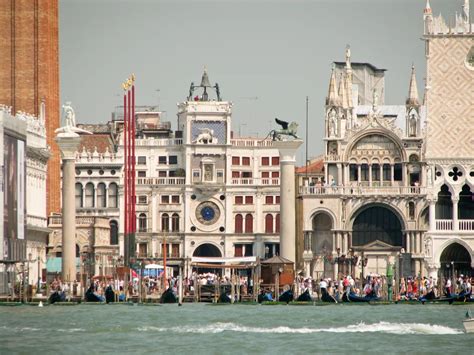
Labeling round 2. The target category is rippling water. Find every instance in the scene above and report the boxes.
[0,303,471,354]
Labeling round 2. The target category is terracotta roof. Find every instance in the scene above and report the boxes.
[296,157,324,174]
[78,134,114,154]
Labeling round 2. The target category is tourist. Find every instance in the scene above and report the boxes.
[445,278,452,297]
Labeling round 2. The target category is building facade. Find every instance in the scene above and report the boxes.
[298,1,474,282]
[0,104,49,293]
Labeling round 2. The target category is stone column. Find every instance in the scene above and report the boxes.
[428,198,436,231]
[452,197,459,231]
[56,133,82,283]
[274,140,303,264]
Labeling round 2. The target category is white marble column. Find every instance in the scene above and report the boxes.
[452,197,459,231]
[429,199,436,231]
[56,133,82,283]
[274,140,303,263]
[405,232,410,253]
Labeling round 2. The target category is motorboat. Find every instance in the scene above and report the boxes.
[463,310,474,333]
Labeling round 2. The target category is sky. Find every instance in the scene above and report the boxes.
[60,0,462,164]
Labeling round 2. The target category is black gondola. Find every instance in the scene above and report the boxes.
[278,289,293,303]
[320,288,337,303]
[296,289,312,302]
[160,288,177,303]
[218,292,231,303]
[342,291,379,303]
[258,291,272,303]
[85,285,104,302]
[48,291,65,304]
[105,285,115,303]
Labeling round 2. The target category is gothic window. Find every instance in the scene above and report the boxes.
[171,213,180,232]
[265,214,273,234]
[108,183,118,208]
[110,220,118,245]
[459,185,474,220]
[235,214,243,233]
[245,214,253,233]
[138,213,147,232]
[435,184,452,219]
[161,213,170,232]
[85,183,94,208]
[97,183,106,208]
[75,183,83,208]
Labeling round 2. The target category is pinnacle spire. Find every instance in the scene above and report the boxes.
[326,64,339,106]
[424,0,432,14]
[338,73,348,109]
[406,64,420,106]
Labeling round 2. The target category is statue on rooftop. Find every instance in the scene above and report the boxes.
[55,101,91,136]
[271,118,299,141]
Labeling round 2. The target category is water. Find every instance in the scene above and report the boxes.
[0,303,472,354]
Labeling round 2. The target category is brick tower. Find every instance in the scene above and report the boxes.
[0,0,60,215]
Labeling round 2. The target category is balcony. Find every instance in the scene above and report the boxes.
[299,185,426,196]
[136,177,185,185]
[231,178,280,186]
[230,138,274,147]
[435,219,474,231]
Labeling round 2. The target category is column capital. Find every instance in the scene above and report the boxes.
[56,134,82,160]
[273,140,303,163]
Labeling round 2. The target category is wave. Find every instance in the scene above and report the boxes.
[138,321,462,335]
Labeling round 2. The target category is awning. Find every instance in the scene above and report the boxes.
[191,256,257,264]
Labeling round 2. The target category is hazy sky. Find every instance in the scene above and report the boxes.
[60,0,462,163]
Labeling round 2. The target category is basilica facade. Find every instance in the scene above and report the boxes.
[298,0,474,282]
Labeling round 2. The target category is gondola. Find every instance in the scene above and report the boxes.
[85,285,104,302]
[160,288,177,303]
[296,289,312,302]
[320,288,337,303]
[48,291,65,304]
[257,291,273,303]
[437,292,472,304]
[218,292,231,303]
[342,291,379,303]
[105,285,115,303]
[278,289,294,303]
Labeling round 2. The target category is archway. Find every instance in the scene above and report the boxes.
[352,206,403,247]
[440,242,473,278]
[312,212,333,278]
[193,243,222,257]
[192,243,223,275]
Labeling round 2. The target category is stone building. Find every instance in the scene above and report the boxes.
[423,0,474,280]
[0,104,49,293]
[297,0,474,282]
[0,0,61,215]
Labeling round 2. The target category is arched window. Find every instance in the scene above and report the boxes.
[97,183,106,208]
[161,213,170,232]
[108,183,118,208]
[85,183,94,207]
[75,183,83,208]
[372,164,380,182]
[408,202,415,220]
[383,164,391,181]
[171,213,179,232]
[275,214,280,233]
[265,214,273,233]
[436,184,452,219]
[459,185,474,220]
[110,220,118,245]
[361,164,369,181]
[138,213,147,232]
[245,214,253,233]
[235,214,243,233]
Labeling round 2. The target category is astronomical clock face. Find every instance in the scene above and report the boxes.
[195,201,220,225]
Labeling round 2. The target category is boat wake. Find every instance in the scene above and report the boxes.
[138,321,462,335]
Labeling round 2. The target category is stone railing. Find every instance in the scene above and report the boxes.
[459,220,474,231]
[48,216,96,226]
[435,219,453,231]
[230,138,274,147]
[299,185,426,196]
[75,152,120,163]
[231,178,280,185]
[136,177,185,185]
[27,215,48,228]
[119,137,183,146]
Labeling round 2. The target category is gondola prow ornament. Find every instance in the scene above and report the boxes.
[272,118,299,141]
